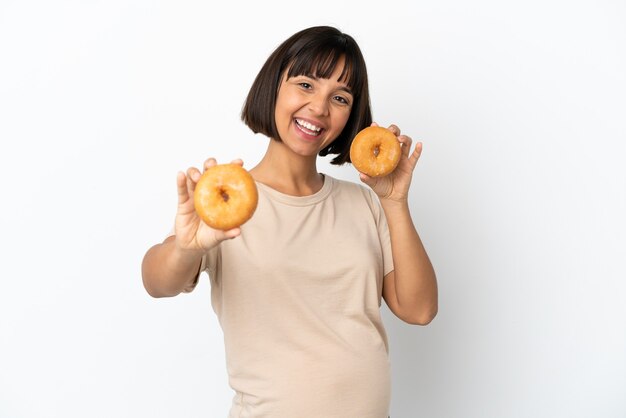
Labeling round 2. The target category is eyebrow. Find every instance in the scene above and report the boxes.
[337,85,353,96]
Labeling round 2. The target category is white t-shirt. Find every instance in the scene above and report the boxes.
[191,174,394,418]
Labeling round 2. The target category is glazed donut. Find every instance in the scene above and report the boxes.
[194,163,258,230]
[349,126,401,177]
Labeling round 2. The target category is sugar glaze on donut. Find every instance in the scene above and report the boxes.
[349,126,401,177]
[194,164,258,230]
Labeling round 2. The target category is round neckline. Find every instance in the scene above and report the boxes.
[255,174,334,207]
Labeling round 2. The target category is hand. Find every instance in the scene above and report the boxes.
[174,157,243,253]
[358,123,422,202]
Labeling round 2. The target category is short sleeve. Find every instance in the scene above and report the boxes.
[181,253,207,293]
[365,189,394,276]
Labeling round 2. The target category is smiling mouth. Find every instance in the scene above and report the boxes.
[295,118,323,137]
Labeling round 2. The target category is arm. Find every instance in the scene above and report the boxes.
[380,198,437,325]
[141,158,242,298]
[141,235,204,298]
[359,124,438,325]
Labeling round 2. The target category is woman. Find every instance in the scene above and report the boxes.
[142,25,437,418]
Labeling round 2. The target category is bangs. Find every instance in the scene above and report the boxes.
[286,46,363,93]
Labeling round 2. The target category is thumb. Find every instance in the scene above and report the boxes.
[359,172,376,188]
[215,227,241,243]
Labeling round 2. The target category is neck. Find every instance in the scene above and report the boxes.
[250,139,324,196]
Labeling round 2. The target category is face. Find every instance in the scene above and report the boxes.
[274,58,353,159]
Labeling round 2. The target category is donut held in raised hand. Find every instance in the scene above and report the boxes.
[349,126,401,177]
[194,163,258,230]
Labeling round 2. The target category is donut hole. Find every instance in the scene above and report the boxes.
[372,144,380,158]
[219,188,230,202]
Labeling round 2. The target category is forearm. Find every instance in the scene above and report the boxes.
[141,237,204,298]
[382,199,438,320]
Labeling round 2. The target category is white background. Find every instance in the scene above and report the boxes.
[1,0,625,417]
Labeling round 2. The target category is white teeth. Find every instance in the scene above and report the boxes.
[296,119,321,132]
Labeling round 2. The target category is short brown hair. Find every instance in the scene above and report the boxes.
[241,26,372,165]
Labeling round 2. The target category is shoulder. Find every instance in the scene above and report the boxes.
[326,175,381,210]
[325,175,389,233]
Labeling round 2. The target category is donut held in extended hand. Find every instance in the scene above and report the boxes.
[349,126,401,177]
[194,163,258,230]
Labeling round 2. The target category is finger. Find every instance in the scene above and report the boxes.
[207,227,242,247]
[219,227,241,241]
[176,171,190,205]
[409,142,423,167]
[186,167,202,196]
[388,124,401,136]
[370,121,379,127]
[358,171,376,188]
[203,157,217,172]
[398,135,413,156]
[187,167,202,182]
[230,158,244,166]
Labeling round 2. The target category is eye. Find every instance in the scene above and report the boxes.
[298,82,312,89]
[333,95,350,105]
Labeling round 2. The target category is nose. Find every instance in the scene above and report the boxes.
[308,93,329,116]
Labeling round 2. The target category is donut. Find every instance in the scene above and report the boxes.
[194,163,258,230]
[349,126,401,177]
